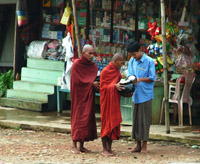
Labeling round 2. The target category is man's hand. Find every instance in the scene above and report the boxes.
[135,78,140,84]
[93,81,100,92]
[136,77,153,83]
[115,82,125,91]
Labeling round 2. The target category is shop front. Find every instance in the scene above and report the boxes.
[1,0,200,125]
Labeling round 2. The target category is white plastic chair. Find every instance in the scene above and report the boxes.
[159,73,196,126]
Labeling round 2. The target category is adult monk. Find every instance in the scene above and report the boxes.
[70,44,100,154]
[100,53,125,156]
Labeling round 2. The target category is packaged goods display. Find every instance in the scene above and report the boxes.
[40,0,200,82]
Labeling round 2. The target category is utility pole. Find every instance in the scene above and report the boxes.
[160,0,170,134]
[72,0,82,57]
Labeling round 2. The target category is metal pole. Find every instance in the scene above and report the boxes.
[72,0,82,57]
[160,0,170,134]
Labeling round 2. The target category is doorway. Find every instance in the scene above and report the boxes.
[0,4,16,73]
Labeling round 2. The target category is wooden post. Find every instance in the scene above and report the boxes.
[85,0,90,40]
[72,0,82,57]
[160,0,170,134]
[13,5,18,81]
[110,0,114,43]
[135,0,139,42]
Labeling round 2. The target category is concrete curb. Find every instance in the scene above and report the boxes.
[149,134,200,145]
[0,120,71,133]
[0,120,200,146]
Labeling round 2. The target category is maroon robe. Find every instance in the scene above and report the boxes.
[70,56,98,142]
[100,62,122,140]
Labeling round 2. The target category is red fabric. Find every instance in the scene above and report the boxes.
[20,19,39,45]
[100,62,122,140]
[70,56,98,142]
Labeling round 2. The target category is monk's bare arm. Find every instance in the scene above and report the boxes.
[115,82,125,91]
[93,81,100,92]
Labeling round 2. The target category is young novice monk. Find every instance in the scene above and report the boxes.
[100,53,125,156]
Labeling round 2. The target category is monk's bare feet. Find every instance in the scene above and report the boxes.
[102,150,113,156]
[141,148,147,153]
[108,149,116,155]
[129,147,141,153]
[79,147,91,153]
[71,147,81,154]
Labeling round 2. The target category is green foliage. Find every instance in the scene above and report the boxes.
[0,70,13,97]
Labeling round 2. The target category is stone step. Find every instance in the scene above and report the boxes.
[27,58,64,71]
[21,67,63,85]
[7,89,50,103]
[0,97,48,112]
[13,81,55,94]
[2,58,65,112]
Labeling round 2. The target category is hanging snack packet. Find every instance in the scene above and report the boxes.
[60,3,72,25]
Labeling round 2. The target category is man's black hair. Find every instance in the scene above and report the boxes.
[127,41,140,52]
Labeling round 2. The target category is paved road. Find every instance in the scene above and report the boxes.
[0,127,199,164]
[0,107,200,146]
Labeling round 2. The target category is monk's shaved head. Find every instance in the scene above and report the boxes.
[112,53,125,70]
[112,53,124,62]
[82,44,95,61]
[82,44,94,52]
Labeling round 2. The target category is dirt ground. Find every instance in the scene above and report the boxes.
[0,127,200,164]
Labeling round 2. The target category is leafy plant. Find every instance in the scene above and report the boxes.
[0,70,13,97]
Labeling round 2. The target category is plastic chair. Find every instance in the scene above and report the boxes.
[159,73,196,126]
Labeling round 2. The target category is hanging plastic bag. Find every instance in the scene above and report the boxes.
[60,3,71,25]
[138,18,148,30]
[27,41,48,59]
[147,21,161,40]
[178,6,189,27]
[176,54,193,73]
[61,32,74,90]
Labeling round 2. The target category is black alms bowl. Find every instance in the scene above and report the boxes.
[119,80,135,94]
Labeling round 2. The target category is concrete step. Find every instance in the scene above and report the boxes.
[13,81,55,94]
[0,97,48,112]
[7,89,50,103]
[21,67,63,85]
[27,58,64,71]
[2,58,64,112]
